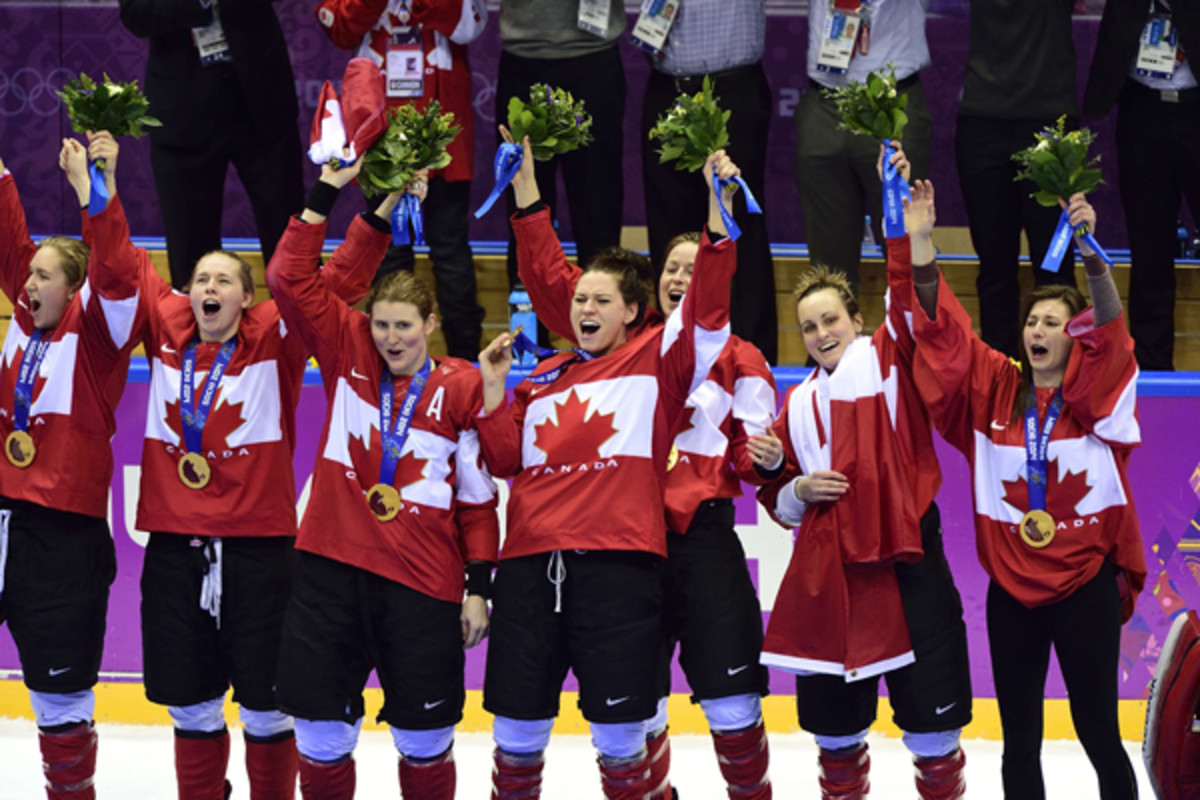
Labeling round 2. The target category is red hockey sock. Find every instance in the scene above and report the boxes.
[398,747,456,800]
[297,754,355,800]
[646,726,674,799]
[597,750,651,800]
[39,721,97,800]
[175,728,231,800]
[712,720,772,799]
[245,731,299,800]
[913,748,966,800]
[818,744,870,800]
[491,748,544,800]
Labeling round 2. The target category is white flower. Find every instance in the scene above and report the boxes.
[1035,139,1051,152]
[105,84,124,95]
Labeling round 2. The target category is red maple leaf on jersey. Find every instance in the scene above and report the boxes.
[394,449,430,490]
[672,404,698,439]
[162,380,249,452]
[1001,467,1094,521]
[533,389,618,464]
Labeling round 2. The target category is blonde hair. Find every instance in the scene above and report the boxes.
[793,264,860,318]
[366,270,436,319]
[37,236,89,290]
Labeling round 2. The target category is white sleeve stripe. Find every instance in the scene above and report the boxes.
[691,324,730,396]
[454,428,498,504]
[1092,368,1141,445]
[660,305,683,357]
[732,375,776,436]
[83,280,140,351]
[774,477,807,527]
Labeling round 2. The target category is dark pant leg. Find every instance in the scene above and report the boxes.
[229,124,305,271]
[151,138,229,290]
[1050,564,1137,800]
[422,178,484,359]
[987,580,1052,800]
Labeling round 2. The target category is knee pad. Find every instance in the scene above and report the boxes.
[700,693,762,733]
[646,697,669,736]
[239,707,293,739]
[169,698,227,734]
[903,728,962,759]
[29,690,94,730]
[391,725,455,759]
[814,727,869,752]
[493,716,554,756]
[590,721,646,760]
[294,718,363,763]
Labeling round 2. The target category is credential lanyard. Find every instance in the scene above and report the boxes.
[1024,391,1064,513]
[180,338,237,455]
[379,357,431,486]
[13,330,51,432]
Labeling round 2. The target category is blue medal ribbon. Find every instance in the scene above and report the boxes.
[180,338,237,455]
[88,160,109,216]
[509,330,595,384]
[474,142,523,219]
[13,330,51,433]
[1024,391,1064,514]
[880,138,912,239]
[712,166,763,243]
[1041,209,1114,272]
[391,193,424,246]
[378,357,431,487]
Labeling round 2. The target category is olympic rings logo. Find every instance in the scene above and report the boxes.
[0,67,75,118]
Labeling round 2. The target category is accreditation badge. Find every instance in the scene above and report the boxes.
[1019,509,1056,549]
[630,0,681,55]
[1136,15,1179,80]
[367,483,402,523]
[816,0,861,76]
[192,3,232,66]
[386,29,425,99]
[178,452,212,490]
[5,430,35,469]
[578,0,612,37]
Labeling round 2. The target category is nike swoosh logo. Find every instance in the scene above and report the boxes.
[605,696,630,707]
[935,702,956,715]
[990,420,1006,431]
[161,343,177,354]
[351,367,369,381]
[423,699,445,710]
[48,667,71,677]
[727,664,751,676]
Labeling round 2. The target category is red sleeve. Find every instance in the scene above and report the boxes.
[318,213,390,307]
[474,394,525,479]
[512,209,581,342]
[264,216,355,372]
[0,173,38,305]
[1061,309,1140,447]
[728,339,778,486]
[450,368,501,563]
[755,389,804,528]
[883,235,917,368]
[412,0,471,36]
[79,205,93,248]
[457,505,500,564]
[314,0,389,49]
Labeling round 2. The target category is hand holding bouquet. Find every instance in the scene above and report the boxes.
[506,84,593,162]
[355,101,459,198]
[647,76,731,173]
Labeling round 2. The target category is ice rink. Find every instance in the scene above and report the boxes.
[0,719,1156,798]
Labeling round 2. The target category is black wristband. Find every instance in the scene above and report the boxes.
[305,180,340,219]
[361,210,391,234]
[465,562,493,600]
[516,199,548,218]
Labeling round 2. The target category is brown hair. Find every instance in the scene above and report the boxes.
[366,269,436,320]
[188,250,255,295]
[1009,284,1088,421]
[582,247,652,329]
[793,264,861,319]
[661,232,701,267]
[37,236,89,291]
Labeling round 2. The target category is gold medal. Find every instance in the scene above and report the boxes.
[366,483,402,522]
[5,430,35,468]
[178,451,212,490]
[667,444,680,472]
[1019,509,1056,549]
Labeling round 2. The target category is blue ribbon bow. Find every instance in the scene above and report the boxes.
[1040,209,1114,273]
[391,193,424,246]
[474,142,523,219]
[712,166,763,242]
[88,160,109,216]
[880,138,912,239]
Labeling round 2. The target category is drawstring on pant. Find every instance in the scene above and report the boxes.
[546,551,566,614]
[198,537,223,629]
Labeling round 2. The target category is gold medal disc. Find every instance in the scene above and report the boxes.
[1019,509,1056,549]
[5,430,35,468]
[178,452,212,490]
[666,444,680,472]
[366,483,402,523]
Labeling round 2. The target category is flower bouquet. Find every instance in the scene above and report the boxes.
[57,72,161,140]
[353,101,459,198]
[506,84,593,162]
[1012,116,1110,270]
[826,65,910,238]
[647,75,730,172]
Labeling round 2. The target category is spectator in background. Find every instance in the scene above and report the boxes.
[638,0,778,364]
[315,0,489,361]
[794,0,932,292]
[1085,0,1200,371]
[119,0,305,290]
[496,0,626,291]
[957,0,1080,360]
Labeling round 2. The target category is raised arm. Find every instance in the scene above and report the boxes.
[473,330,525,478]
[0,156,40,304]
[727,342,780,485]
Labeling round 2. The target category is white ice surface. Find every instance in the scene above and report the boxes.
[0,719,1155,798]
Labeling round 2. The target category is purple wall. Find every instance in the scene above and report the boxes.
[0,2,1143,251]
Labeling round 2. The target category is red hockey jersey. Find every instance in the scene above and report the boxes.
[0,177,139,519]
[756,236,941,681]
[96,206,386,539]
[513,213,777,534]
[266,215,500,602]
[476,209,736,559]
[911,269,1147,610]
[315,0,486,183]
